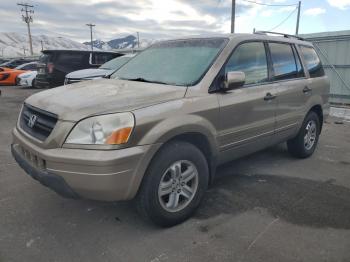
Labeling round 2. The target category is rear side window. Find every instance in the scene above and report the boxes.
[91,53,117,65]
[225,42,268,85]
[300,46,325,78]
[56,53,85,67]
[269,43,301,81]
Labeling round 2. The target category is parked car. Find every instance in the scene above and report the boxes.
[64,54,136,85]
[0,58,10,65]
[17,71,38,88]
[11,33,329,226]
[0,62,38,86]
[36,50,123,88]
[0,58,37,69]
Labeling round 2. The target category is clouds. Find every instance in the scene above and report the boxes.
[304,7,326,16]
[327,0,350,9]
[0,0,347,43]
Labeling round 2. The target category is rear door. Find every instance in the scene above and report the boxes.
[268,42,308,141]
[217,41,277,158]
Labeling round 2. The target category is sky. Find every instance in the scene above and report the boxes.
[0,0,349,42]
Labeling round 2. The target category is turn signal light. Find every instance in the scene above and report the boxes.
[106,127,133,145]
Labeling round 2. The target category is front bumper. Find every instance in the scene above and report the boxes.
[18,78,31,87]
[12,128,161,201]
[11,144,79,199]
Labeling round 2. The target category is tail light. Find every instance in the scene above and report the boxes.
[47,63,54,74]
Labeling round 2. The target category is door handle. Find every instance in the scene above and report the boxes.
[264,92,277,101]
[303,86,312,93]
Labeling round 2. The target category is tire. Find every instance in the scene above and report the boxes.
[136,141,209,227]
[31,78,36,89]
[287,111,320,158]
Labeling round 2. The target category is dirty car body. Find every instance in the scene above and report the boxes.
[12,34,330,226]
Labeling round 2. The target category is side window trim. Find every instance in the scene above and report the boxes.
[264,41,274,82]
[291,44,306,78]
[209,40,309,93]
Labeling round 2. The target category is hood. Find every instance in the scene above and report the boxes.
[66,68,111,79]
[25,79,187,121]
[0,69,26,75]
[19,71,37,78]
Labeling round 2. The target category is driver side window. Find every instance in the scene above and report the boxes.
[225,42,268,85]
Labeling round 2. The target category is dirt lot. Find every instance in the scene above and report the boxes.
[0,86,350,262]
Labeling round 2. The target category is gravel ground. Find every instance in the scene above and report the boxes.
[0,86,350,262]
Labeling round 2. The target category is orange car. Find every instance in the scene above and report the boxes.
[0,62,37,86]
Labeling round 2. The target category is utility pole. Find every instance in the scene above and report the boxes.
[86,23,95,52]
[17,3,34,56]
[137,32,140,48]
[295,1,301,35]
[231,0,236,33]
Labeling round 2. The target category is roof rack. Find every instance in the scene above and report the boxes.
[254,30,305,41]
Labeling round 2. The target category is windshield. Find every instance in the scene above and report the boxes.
[111,38,228,86]
[99,56,133,70]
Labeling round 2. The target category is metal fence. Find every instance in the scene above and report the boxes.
[303,30,350,105]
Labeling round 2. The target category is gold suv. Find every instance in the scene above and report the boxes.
[12,33,330,226]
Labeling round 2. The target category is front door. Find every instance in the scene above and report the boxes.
[216,41,277,162]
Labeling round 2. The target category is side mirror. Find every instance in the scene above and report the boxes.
[223,71,245,91]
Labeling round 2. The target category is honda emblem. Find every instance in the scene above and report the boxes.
[27,114,38,128]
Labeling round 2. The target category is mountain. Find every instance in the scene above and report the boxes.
[0,32,91,57]
[83,34,157,50]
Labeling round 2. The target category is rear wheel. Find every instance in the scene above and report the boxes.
[287,111,320,158]
[136,141,209,227]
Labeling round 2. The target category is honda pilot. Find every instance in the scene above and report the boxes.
[12,33,330,226]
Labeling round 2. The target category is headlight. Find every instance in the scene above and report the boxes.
[65,112,134,145]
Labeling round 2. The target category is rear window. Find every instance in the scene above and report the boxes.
[269,43,302,81]
[300,46,325,78]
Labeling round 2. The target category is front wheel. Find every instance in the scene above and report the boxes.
[287,111,320,158]
[136,141,209,227]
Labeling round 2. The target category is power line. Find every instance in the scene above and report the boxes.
[17,3,34,56]
[267,6,298,31]
[242,0,298,7]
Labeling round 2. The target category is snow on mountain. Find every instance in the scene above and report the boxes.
[0,32,91,57]
[84,35,158,50]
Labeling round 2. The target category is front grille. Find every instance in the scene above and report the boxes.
[17,144,46,171]
[19,104,58,141]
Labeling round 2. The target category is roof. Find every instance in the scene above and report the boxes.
[41,49,123,54]
[162,33,312,46]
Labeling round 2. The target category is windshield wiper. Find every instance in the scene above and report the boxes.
[123,77,168,85]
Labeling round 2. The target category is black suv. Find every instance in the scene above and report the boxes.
[36,50,122,88]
